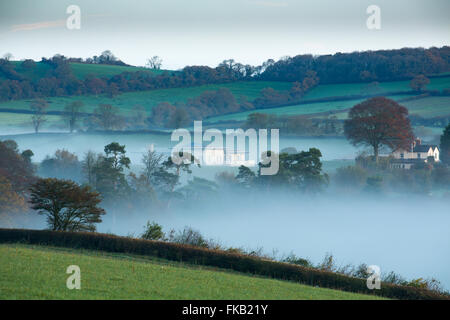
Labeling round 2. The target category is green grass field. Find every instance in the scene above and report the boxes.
[0,244,384,300]
[0,81,293,115]
[0,113,61,130]
[4,61,169,81]
[302,76,450,100]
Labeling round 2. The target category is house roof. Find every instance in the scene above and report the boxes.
[413,144,438,153]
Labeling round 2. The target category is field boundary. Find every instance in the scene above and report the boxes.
[0,228,448,300]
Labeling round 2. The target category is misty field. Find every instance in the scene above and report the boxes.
[0,244,383,300]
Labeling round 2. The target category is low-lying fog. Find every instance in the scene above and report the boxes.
[3,132,359,163]
[3,132,449,290]
[105,194,450,290]
[17,192,450,290]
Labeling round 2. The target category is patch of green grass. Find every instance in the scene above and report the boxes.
[0,244,384,300]
[402,96,450,118]
[0,112,61,128]
[69,63,169,79]
[303,76,450,100]
[0,81,293,115]
[3,61,170,81]
[207,94,450,123]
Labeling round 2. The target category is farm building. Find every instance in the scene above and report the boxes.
[390,139,440,169]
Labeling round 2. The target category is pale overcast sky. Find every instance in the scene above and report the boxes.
[0,0,449,69]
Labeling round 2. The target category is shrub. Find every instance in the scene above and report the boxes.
[167,226,209,248]
[141,221,164,241]
[282,253,313,268]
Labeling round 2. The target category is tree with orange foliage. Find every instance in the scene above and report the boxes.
[29,178,105,231]
[344,97,414,162]
[410,75,430,92]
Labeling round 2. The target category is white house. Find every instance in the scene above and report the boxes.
[390,138,440,169]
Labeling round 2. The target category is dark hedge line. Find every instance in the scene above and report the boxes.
[0,228,447,300]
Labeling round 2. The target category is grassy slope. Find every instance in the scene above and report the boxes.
[69,63,168,79]
[302,76,450,100]
[0,244,383,300]
[5,61,168,80]
[0,81,293,114]
[206,95,417,122]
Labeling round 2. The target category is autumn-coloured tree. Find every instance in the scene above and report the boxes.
[0,140,35,193]
[410,75,430,92]
[0,174,26,226]
[344,97,414,162]
[29,178,105,231]
[30,99,48,133]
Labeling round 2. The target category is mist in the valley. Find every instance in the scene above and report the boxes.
[95,192,450,289]
[2,131,449,290]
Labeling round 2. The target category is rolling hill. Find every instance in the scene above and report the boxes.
[0,244,383,300]
[0,60,449,131]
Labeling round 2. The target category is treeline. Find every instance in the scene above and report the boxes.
[2,47,449,103]
[258,46,450,83]
[0,56,252,102]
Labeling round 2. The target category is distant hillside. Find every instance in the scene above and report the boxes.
[0,61,169,81]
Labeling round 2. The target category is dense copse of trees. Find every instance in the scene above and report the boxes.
[232,148,329,193]
[258,47,450,84]
[39,149,82,182]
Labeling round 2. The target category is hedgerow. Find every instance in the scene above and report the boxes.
[0,228,448,300]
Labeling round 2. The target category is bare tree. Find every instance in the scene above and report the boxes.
[146,56,163,70]
[92,104,125,131]
[63,101,84,133]
[141,147,164,184]
[30,99,48,133]
[2,53,13,61]
[82,151,101,187]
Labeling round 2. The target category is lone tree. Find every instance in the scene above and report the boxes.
[440,123,450,165]
[146,56,162,70]
[30,99,48,133]
[29,178,105,231]
[63,101,84,133]
[344,97,414,162]
[410,75,430,92]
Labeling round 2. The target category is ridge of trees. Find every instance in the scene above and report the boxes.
[1,47,449,102]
